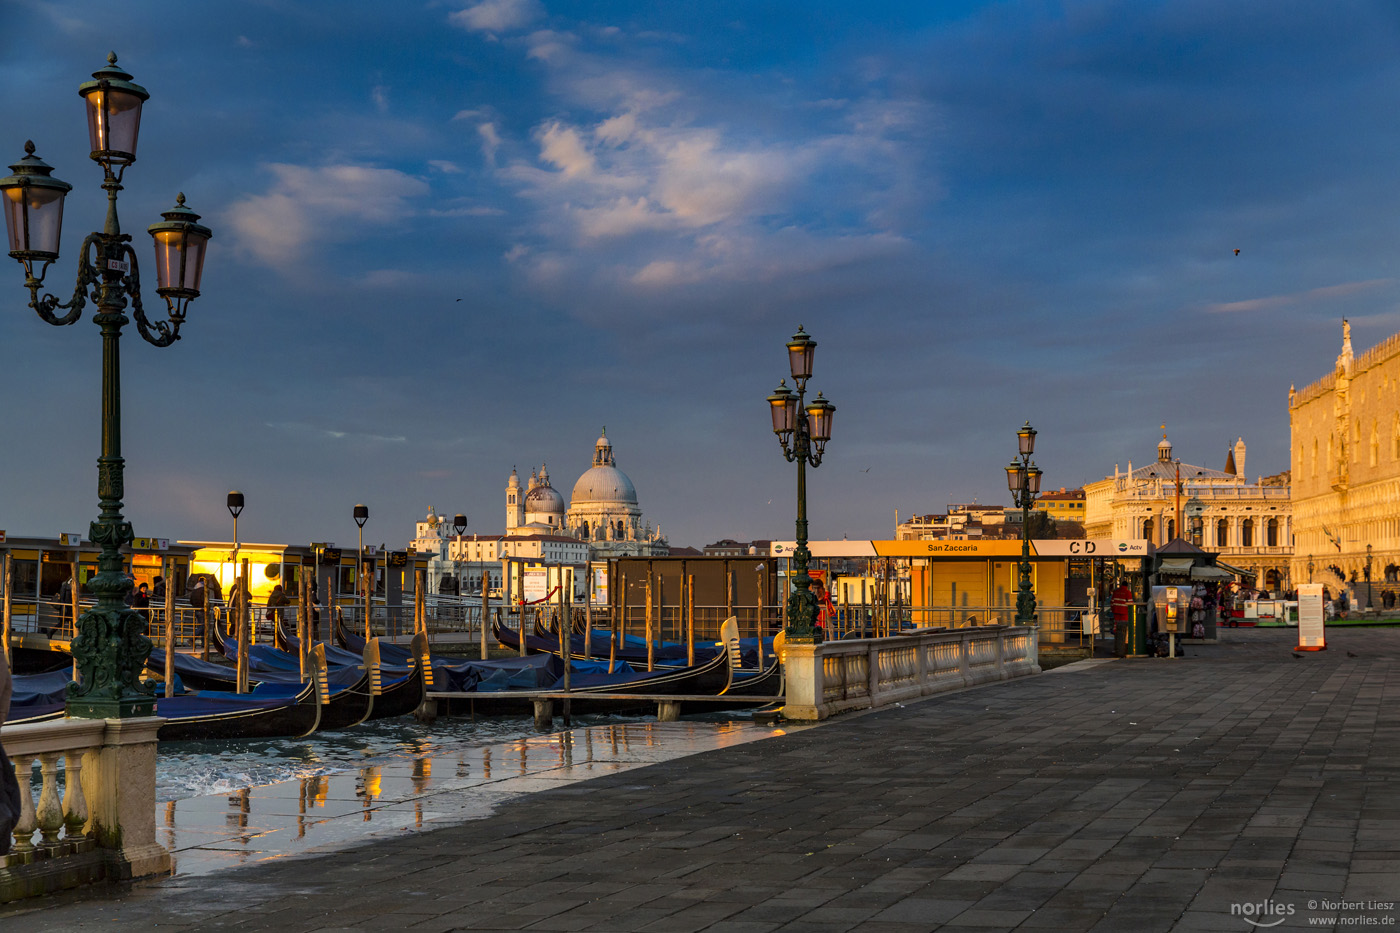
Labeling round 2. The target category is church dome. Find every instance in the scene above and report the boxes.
[525,484,565,513]
[572,428,638,505]
[571,465,637,505]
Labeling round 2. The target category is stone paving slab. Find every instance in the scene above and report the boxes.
[4,627,1400,931]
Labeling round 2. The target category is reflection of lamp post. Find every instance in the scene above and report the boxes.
[766,325,836,641]
[1365,543,1373,610]
[452,513,468,595]
[354,504,369,640]
[0,54,212,719]
[1005,422,1043,626]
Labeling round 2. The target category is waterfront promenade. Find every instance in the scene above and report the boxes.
[5,627,1399,932]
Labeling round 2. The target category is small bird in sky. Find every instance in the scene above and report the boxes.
[456,298,463,301]
[860,468,871,473]
[1234,249,1240,256]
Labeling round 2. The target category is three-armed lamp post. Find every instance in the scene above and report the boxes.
[1005,422,1043,627]
[1366,543,1374,610]
[452,513,468,595]
[767,326,836,641]
[227,490,244,592]
[0,53,211,718]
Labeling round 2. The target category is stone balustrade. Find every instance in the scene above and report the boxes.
[783,624,1040,720]
[1,716,169,903]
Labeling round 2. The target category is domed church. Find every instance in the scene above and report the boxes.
[505,430,668,558]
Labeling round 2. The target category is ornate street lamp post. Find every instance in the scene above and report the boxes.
[0,54,211,718]
[354,504,369,640]
[452,512,468,595]
[1307,555,1314,584]
[766,326,836,642]
[1004,422,1043,626]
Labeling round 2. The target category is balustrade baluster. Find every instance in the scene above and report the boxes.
[63,750,90,839]
[11,754,37,854]
[36,753,64,845]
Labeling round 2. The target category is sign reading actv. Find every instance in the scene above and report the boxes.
[769,539,1150,558]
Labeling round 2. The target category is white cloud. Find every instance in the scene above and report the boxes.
[478,123,501,164]
[537,122,596,178]
[226,163,430,269]
[372,85,389,113]
[450,0,543,33]
[428,159,464,174]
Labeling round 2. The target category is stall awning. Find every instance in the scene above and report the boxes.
[1215,560,1253,578]
[1158,558,1195,575]
[1190,564,1234,581]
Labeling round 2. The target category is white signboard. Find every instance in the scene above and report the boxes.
[590,564,609,607]
[1296,583,1326,651]
[771,540,879,558]
[523,568,550,603]
[1034,539,1150,557]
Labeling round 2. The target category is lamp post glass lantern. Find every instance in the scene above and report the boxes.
[453,513,468,595]
[0,54,212,718]
[767,325,835,641]
[1007,421,1041,626]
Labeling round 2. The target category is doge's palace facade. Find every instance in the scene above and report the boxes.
[1290,320,1400,590]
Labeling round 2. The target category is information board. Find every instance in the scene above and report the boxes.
[1296,583,1326,651]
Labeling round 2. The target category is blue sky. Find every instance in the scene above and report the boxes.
[2,1,1399,551]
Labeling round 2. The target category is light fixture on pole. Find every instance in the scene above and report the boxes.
[453,513,468,595]
[1004,421,1043,626]
[766,325,836,641]
[227,490,244,616]
[354,504,369,640]
[0,53,212,718]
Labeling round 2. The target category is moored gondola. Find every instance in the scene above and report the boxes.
[155,676,322,741]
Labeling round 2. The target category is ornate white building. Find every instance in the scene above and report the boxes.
[1290,320,1400,591]
[1083,432,1292,590]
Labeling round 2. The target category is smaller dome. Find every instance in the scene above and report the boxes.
[526,484,565,512]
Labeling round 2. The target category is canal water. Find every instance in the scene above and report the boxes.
[153,709,752,802]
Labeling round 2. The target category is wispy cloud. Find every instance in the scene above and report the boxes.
[226,163,430,269]
[450,0,542,34]
[1204,279,1393,314]
[266,422,407,444]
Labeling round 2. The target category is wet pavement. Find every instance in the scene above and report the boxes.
[4,627,1400,932]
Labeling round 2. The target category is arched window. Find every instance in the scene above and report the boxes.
[1167,519,1176,540]
[1242,519,1254,547]
[616,520,625,538]
[1217,519,1229,547]
[1267,517,1278,547]
[1143,518,1154,543]
[580,521,590,540]
[1313,438,1318,476]
[1371,422,1379,467]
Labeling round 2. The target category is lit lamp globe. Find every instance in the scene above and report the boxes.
[0,143,72,271]
[147,194,211,318]
[786,326,816,381]
[767,381,798,439]
[78,53,149,168]
[805,393,836,452]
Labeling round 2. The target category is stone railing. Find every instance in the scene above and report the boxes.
[1,717,169,903]
[784,625,1040,720]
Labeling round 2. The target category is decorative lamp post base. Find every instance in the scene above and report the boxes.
[66,605,157,719]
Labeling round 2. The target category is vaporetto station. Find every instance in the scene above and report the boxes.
[770,538,1152,636]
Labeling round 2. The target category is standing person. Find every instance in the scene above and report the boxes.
[1111,580,1133,656]
[131,582,151,622]
[266,584,288,626]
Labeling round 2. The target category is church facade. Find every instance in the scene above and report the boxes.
[412,431,668,595]
[1289,321,1400,591]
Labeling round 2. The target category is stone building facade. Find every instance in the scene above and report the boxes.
[1289,320,1400,591]
[1083,433,1292,590]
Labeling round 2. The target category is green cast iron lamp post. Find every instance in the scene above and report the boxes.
[0,53,212,718]
[767,325,836,642]
[1004,421,1043,627]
